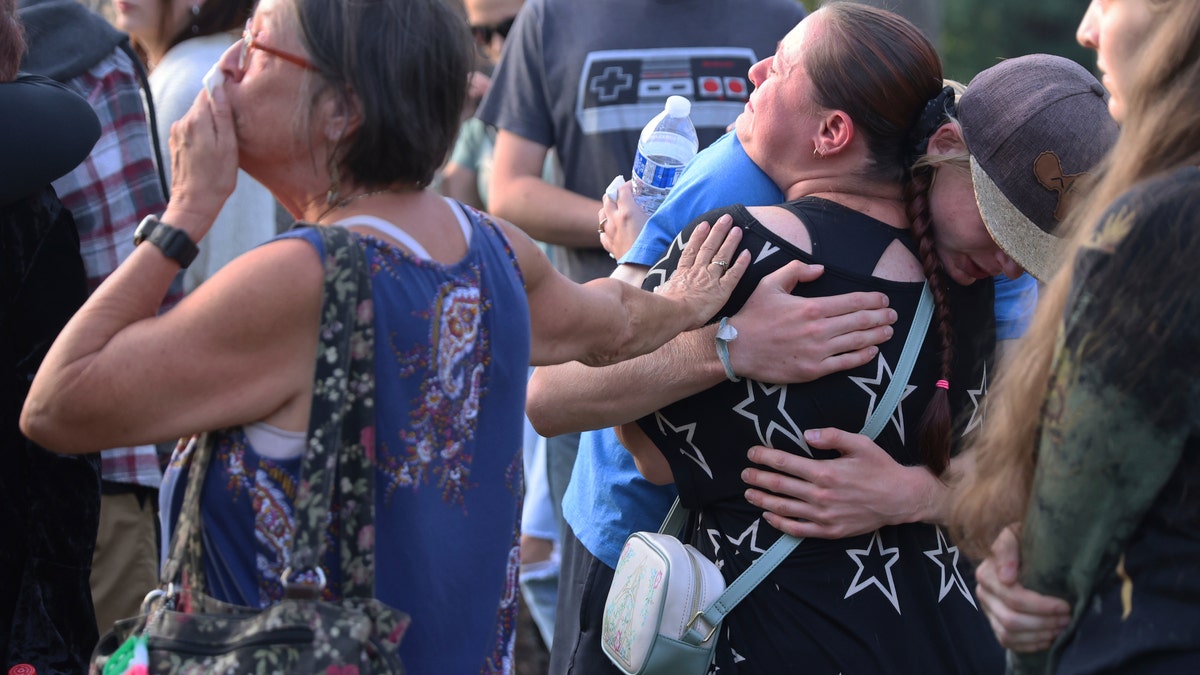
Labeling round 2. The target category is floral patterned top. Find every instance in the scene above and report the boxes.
[161,202,531,674]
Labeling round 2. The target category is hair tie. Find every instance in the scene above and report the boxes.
[905,86,957,172]
[935,379,950,391]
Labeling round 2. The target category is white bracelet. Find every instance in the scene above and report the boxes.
[715,317,741,382]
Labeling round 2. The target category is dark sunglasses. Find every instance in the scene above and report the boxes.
[470,16,516,46]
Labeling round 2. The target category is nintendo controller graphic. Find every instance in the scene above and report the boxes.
[576,47,758,135]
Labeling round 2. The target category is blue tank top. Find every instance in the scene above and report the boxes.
[160,203,531,673]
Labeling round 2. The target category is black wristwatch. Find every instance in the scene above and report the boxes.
[134,214,199,269]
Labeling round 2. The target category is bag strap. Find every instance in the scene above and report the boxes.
[163,224,377,601]
[675,282,934,646]
[287,224,377,600]
[167,433,214,595]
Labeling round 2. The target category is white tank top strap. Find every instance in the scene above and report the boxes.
[332,214,433,260]
[331,201,475,260]
[442,196,475,245]
[244,421,306,460]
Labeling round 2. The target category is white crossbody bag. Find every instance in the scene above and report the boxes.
[601,283,934,675]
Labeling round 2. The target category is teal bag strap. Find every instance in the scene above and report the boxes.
[860,282,934,441]
[657,496,691,536]
[673,282,934,646]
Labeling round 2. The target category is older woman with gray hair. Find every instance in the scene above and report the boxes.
[18,0,747,670]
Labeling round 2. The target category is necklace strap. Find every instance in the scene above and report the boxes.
[317,187,406,223]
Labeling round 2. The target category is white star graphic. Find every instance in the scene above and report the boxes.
[849,354,917,440]
[726,518,769,555]
[731,380,810,455]
[653,411,712,479]
[962,362,988,437]
[844,530,902,613]
[707,527,723,557]
[704,534,727,571]
[754,240,780,264]
[642,236,685,292]
[705,518,769,563]
[922,526,977,608]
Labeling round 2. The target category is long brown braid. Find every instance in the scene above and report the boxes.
[809,3,951,472]
[904,163,954,476]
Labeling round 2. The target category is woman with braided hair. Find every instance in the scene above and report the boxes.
[609,5,1003,672]
[599,5,1117,671]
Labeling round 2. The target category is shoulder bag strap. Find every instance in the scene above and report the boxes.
[287,223,377,599]
[163,225,378,600]
[162,433,214,594]
[677,282,934,646]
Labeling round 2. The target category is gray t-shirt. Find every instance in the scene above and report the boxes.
[476,0,808,282]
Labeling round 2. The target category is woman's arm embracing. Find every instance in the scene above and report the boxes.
[504,213,749,368]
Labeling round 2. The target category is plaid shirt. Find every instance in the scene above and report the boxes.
[51,48,175,488]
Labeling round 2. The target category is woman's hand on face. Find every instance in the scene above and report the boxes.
[167,83,240,239]
[598,179,647,260]
[976,525,1072,653]
[653,214,749,328]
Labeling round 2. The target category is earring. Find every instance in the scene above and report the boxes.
[326,161,342,206]
[191,3,200,34]
[812,146,823,159]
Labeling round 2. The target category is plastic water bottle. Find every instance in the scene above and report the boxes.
[631,95,698,215]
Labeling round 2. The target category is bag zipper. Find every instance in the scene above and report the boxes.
[147,627,314,656]
[687,550,703,632]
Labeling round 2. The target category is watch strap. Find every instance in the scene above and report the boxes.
[715,316,741,382]
[136,215,199,268]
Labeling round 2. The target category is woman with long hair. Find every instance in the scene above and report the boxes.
[952,1,1200,671]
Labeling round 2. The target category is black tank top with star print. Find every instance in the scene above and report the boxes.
[636,197,1003,674]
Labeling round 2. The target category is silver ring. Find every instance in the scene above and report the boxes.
[711,259,729,269]
[598,216,608,235]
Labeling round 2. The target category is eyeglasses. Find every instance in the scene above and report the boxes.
[470,16,516,46]
[240,20,317,72]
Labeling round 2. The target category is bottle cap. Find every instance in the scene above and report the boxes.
[665,95,691,118]
[606,175,626,201]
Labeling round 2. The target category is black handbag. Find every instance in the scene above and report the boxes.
[90,224,408,675]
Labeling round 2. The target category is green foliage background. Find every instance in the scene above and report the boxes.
[798,0,1095,84]
[940,0,1092,83]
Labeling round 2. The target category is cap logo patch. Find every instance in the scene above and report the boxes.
[1034,151,1086,222]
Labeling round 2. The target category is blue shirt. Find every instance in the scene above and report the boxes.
[994,272,1038,340]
